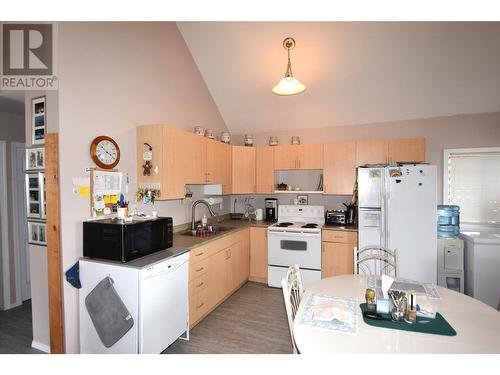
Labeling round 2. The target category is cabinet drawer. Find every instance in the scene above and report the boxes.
[190,244,212,263]
[189,288,210,325]
[322,230,357,244]
[189,258,209,280]
[189,273,208,296]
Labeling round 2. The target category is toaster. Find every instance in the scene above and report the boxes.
[325,210,346,225]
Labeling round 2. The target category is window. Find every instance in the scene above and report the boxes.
[444,148,500,224]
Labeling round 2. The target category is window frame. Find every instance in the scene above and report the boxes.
[443,147,500,224]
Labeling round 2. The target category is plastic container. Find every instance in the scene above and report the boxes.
[437,205,460,226]
[437,205,460,238]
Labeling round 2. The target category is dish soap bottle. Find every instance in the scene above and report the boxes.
[201,214,208,227]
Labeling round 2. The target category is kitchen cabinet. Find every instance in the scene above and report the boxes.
[274,144,323,170]
[321,230,357,278]
[249,227,268,283]
[255,147,274,193]
[137,125,201,200]
[356,138,426,166]
[323,142,357,195]
[387,138,425,163]
[206,140,232,194]
[355,139,388,166]
[188,228,250,327]
[232,146,256,194]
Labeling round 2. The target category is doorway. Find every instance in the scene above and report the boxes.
[12,142,30,301]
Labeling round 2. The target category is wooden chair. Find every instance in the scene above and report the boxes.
[281,264,304,354]
[353,246,399,278]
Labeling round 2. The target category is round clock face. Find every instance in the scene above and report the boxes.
[90,136,120,169]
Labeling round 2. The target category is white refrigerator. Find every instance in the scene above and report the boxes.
[357,165,437,284]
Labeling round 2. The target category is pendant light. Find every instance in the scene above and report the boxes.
[272,37,306,96]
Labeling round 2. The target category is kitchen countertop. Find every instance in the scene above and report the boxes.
[322,224,358,232]
[172,219,270,249]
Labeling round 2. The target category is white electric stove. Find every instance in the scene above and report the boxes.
[267,205,324,289]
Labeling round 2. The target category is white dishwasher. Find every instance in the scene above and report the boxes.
[80,250,190,354]
[139,252,189,353]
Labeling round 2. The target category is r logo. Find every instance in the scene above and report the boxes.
[2,23,53,75]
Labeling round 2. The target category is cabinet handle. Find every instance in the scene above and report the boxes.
[196,282,204,287]
[196,302,204,309]
[195,252,204,257]
[195,267,204,272]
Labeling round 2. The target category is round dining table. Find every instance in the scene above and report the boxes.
[293,275,500,354]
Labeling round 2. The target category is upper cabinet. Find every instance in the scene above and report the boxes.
[356,138,425,166]
[323,142,357,195]
[355,139,389,166]
[206,140,232,194]
[232,146,256,194]
[255,147,275,193]
[274,144,323,170]
[387,138,425,163]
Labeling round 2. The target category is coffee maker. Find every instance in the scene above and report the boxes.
[265,198,278,222]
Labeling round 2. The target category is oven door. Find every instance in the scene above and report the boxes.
[267,230,321,270]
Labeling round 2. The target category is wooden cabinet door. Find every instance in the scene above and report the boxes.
[255,147,275,193]
[323,142,357,195]
[297,144,323,169]
[206,140,232,193]
[184,132,207,184]
[250,227,268,283]
[356,139,388,166]
[207,248,229,307]
[232,146,256,194]
[321,242,355,278]
[163,127,187,199]
[273,145,298,170]
[388,138,425,163]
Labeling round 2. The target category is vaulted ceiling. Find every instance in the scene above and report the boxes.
[178,22,500,135]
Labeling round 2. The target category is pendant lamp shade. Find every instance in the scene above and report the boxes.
[272,37,306,96]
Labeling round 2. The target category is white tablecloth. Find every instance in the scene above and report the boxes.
[293,275,500,353]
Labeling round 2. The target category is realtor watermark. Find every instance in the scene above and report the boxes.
[1,22,58,90]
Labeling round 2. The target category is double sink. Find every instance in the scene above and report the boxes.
[178,225,234,237]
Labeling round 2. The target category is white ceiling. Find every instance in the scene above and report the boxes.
[178,22,500,135]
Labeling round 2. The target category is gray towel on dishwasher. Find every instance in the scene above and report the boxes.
[85,276,134,348]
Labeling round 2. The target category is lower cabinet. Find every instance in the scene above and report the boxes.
[249,227,268,283]
[321,230,357,279]
[188,228,250,327]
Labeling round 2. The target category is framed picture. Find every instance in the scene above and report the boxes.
[26,147,45,170]
[26,172,45,219]
[32,96,46,145]
[297,194,308,205]
[28,221,47,246]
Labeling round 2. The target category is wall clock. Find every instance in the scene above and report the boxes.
[90,135,121,169]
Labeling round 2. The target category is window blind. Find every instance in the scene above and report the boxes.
[446,150,500,224]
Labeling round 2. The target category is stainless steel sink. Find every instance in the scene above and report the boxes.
[178,226,234,237]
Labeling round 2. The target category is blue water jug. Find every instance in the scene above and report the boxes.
[437,205,460,238]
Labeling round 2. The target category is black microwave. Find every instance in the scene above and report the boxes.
[83,217,173,263]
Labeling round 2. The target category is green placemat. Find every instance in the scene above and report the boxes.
[359,303,457,336]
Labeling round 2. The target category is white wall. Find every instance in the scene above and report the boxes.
[56,22,227,353]
[0,111,25,310]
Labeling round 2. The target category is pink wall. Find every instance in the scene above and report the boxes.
[233,111,500,201]
[57,22,227,353]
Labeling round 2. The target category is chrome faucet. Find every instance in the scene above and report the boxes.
[191,199,218,231]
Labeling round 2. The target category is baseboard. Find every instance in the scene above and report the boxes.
[2,300,22,310]
[248,276,268,284]
[32,340,51,353]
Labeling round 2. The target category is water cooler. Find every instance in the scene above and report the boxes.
[437,205,464,293]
